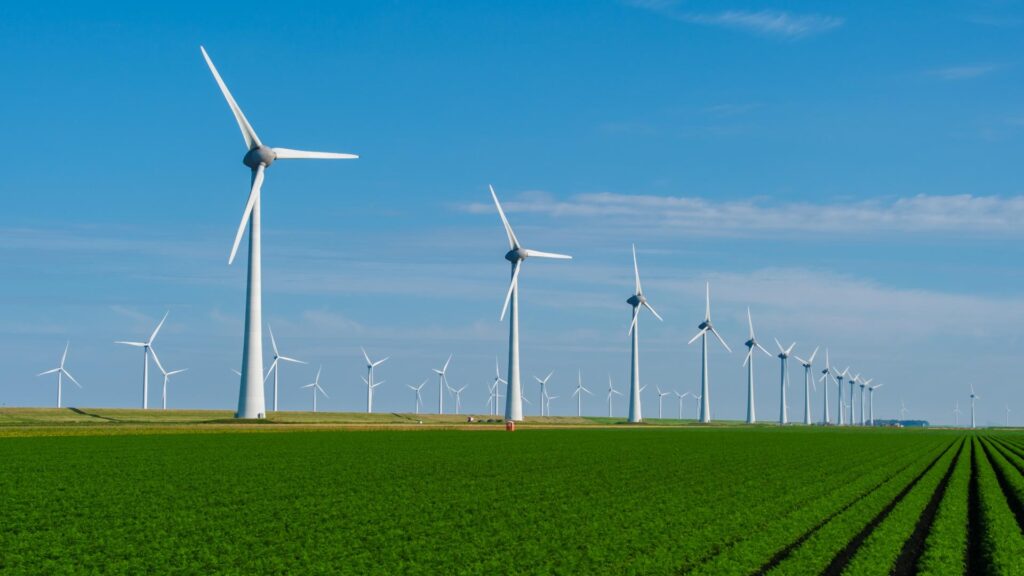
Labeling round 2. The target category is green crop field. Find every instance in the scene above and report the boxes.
[2,415,1024,575]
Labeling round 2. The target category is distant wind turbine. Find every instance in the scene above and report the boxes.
[490,185,572,422]
[361,347,389,413]
[151,351,186,411]
[200,46,357,419]
[858,378,872,426]
[899,400,909,421]
[688,283,731,423]
[450,384,467,415]
[627,244,663,423]
[607,375,623,418]
[301,366,328,413]
[848,373,861,427]
[115,311,168,410]
[491,358,507,416]
[774,339,796,425]
[831,366,850,425]
[535,372,554,416]
[407,380,427,414]
[866,382,883,426]
[1006,405,1011,427]
[572,370,592,417]
[970,384,980,429]
[433,354,453,415]
[675,391,690,419]
[656,386,671,419]
[265,325,305,412]
[793,346,819,426]
[819,348,834,425]
[743,308,771,424]
[544,392,559,417]
[37,342,80,408]
[953,401,962,427]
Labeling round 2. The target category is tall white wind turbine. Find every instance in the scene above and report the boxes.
[774,339,796,425]
[819,349,833,425]
[858,378,871,426]
[450,385,467,415]
[265,325,306,412]
[544,393,559,417]
[675,391,690,419]
[688,283,731,423]
[490,186,572,422]
[407,380,427,414]
[492,358,507,416]
[361,347,389,414]
[899,400,909,421]
[572,370,592,417]
[793,346,819,426]
[742,308,771,424]
[433,354,453,415]
[607,375,623,418]
[200,46,357,419]
[831,366,850,425]
[655,386,671,419]
[848,373,861,426]
[152,350,186,411]
[626,244,663,423]
[535,372,554,416]
[115,311,168,410]
[301,366,328,413]
[37,342,81,408]
[970,384,980,429]
[867,382,883,426]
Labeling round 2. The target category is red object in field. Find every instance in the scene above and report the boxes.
[505,420,516,432]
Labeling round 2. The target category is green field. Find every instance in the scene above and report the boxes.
[2,412,1023,574]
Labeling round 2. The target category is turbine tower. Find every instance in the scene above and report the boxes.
[361,347,389,414]
[37,342,80,408]
[301,366,328,413]
[490,186,572,422]
[858,378,871,426]
[450,385,467,415]
[606,375,623,418]
[774,339,796,425]
[970,384,980,429]
[953,401,962,427]
[115,311,168,410]
[848,373,860,426]
[655,386,672,419]
[151,351,186,411]
[572,370,592,417]
[627,244,663,423]
[492,358,507,416]
[407,380,427,414]
[866,382,883,426]
[433,354,452,415]
[1006,405,1011,427]
[819,348,833,425]
[793,346,819,426]
[544,393,559,416]
[265,325,305,412]
[200,46,357,419]
[688,283,731,423]
[742,308,771,424]
[831,366,850,425]
[675,391,690,419]
[535,372,554,416]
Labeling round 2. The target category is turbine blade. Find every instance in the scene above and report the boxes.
[743,349,752,367]
[114,341,147,347]
[62,369,81,388]
[60,341,69,368]
[643,301,663,322]
[443,353,453,374]
[149,311,169,343]
[489,185,520,250]
[263,359,278,382]
[710,327,732,352]
[628,306,639,336]
[632,244,641,294]
[688,328,707,345]
[704,282,711,321]
[271,147,358,160]
[199,46,262,150]
[361,347,372,366]
[279,356,305,364]
[373,357,389,367]
[229,165,265,265]
[268,325,279,356]
[500,261,521,321]
[808,346,819,365]
[756,343,771,357]
[37,368,60,376]
[522,249,572,260]
[774,337,784,353]
[150,347,166,376]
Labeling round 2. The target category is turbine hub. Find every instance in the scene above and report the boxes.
[698,321,710,330]
[505,248,527,263]
[744,339,755,348]
[627,294,645,307]
[243,146,276,169]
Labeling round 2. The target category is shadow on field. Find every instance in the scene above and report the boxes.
[67,407,121,422]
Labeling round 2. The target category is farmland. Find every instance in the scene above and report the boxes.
[2,419,1023,575]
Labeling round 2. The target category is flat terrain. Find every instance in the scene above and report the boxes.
[2,410,1023,574]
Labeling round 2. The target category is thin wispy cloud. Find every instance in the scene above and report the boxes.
[624,1,844,38]
[462,192,1024,237]
[926,64,999,81]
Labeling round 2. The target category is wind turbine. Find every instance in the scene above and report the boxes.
[899,400,909,422]
[953,401,962,427]
[692,393,702,416]
[970,384,980,429]
[301,366,328,413]
[688,282,731,423]
[675,391,690,419]
[743,308,771,424]
[1006,405,1011,427]
[115,311,168,410]
[433,354,453,415]
[572,370,592,417]
[361,347,389,413]
[858,378,871,426]
[151,351,186,411]
[867,382,883,426]
[793,346,819,426]
[831,366,850,425]
[200,46,357,419]
[819,348,833,425]
[265,325,305,412]
[607,375,623,417]
[774,339,796,425]
[407,380,427,414]
[655,386,671,419]
[450,384,467,415]
[535,372,554,416]
[544,392,559,417]
[626,244,663,423]
[37,342,80,408]
[490,185,571,422]
[848,373,861,427]
[492,358,507,416]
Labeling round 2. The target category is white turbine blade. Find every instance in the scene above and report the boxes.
[37,368,60,376]
[747,308,754,339]
[268,325,280,356]
[875,383,884,390]
[704,282,711,321]
[489,185,520,250]
[688,328,707,345]
[115,341,146,347]
[632,244,641,294]
[643,302,663,322]
[301,383,316,389]
[271,147,358,160]
[710,327,732,353]
[60,341,70,368]
[756,342,771,357]
[317,384,329,398]
[199,46,262,150]
[743,349,752,367]
[500,261,521,321]
[794,355,808,365]
[263,359,278,382]
[785,343,796,356]
[150,347,167,376]
[443,354,453,374]
[361,347,372,366]
[168,369,187,376]
[279,355,306,364]
[582,386,592,395]
[613,389,623,396]
[232,369,242,376]
[149,311,169,344]
[544,371,554,383]
[373,357,390,367]
[628,306,640,336]
[774,338,785,354]
[522,249,572,260]
[62,368,81,388]
[808,346,819,365]
[229,164,265,265]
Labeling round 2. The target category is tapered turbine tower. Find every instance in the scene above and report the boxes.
[831,366,850,425]
[774,339,796,425]
[490,186,572,422]
[866,381,883,426]
[819,349,833,424]
[200,46,357,419]
[970,384,980,429]
[626,244,663,423]
[688,283,731,423]
[742,308,771,424]
[848,373,860,426]
[793,346,818,426]
[858,378,871,426]
[361,347,389,413]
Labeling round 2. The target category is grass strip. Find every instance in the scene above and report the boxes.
[915,437,970,576]
[974,436,1024,574]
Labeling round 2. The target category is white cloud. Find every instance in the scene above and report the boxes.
[926,64,999,81]
[625,1,844,38]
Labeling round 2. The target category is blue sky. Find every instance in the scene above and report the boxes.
[1,1,1022,425]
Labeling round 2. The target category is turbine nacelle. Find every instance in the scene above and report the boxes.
[504,248,529,263]
[627,293,647,307]
[243,146,277,169]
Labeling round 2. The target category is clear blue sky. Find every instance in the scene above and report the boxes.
[2,1,1022,425]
